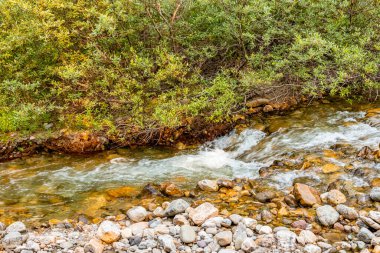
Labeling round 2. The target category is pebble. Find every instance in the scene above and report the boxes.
[214,231,232,246]
[158,234,176,252]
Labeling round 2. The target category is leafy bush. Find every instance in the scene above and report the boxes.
[0,0,379,134]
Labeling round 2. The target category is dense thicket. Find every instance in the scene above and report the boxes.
[0,0,379,134]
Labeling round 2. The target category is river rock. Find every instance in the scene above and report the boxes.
[6,221,26,233]
[173,214,189,225]
[316,205,339,226]
[160,183,184,197]
[357,227,375,243]
[293,183,321,206]
[84,238,104,253]
[292,220,308,230]
[164,199,190,216]
[189,202,218,225]
[276,230,297,251]
[360,215,380,230]
[198,179,219,191]
[233,222,248,250]
[241,237,256,252]
[215,231,232,246]
[370,211,380,223]
[336,204,358,220]
[127,206,147,222]
[304,244,322,253]
[370,187,380,201]
[325,189,347,205]
[3,231,24,245]
[96,221,121,243]
[297,230,317,245]
[158,234,176,252]
[179,225,196,243]
[255,191,276,203]
[229,214,242,225]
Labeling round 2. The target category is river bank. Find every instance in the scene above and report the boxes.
[0,96,304,162]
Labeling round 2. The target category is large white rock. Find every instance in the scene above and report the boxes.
[96,221,121,243]
[6,221,26,233]
[189,202,218,225]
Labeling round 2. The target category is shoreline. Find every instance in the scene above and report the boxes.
[1,183,380,253]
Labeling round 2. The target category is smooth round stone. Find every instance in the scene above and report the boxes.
[180,225,196,243]
[214,231,232,246]
[370,188,380,202]
[127,206,147,222]
[96,221,121,243]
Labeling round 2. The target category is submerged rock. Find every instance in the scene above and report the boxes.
[293,183,321,206]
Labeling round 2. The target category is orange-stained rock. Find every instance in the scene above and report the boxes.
[371,178,380,187]
[293,183,321,207]
[106,186,140,198]
[160,183,184,197]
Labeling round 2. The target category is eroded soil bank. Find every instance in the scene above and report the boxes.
[0,96,303,162]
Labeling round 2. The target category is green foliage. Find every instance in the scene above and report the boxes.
[0,0,379,134]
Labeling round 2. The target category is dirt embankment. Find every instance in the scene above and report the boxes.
[0,96,302,162]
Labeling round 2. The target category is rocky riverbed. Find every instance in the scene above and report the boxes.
[1,181,380,253]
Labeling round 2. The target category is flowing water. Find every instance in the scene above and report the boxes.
[0,101,379,224]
